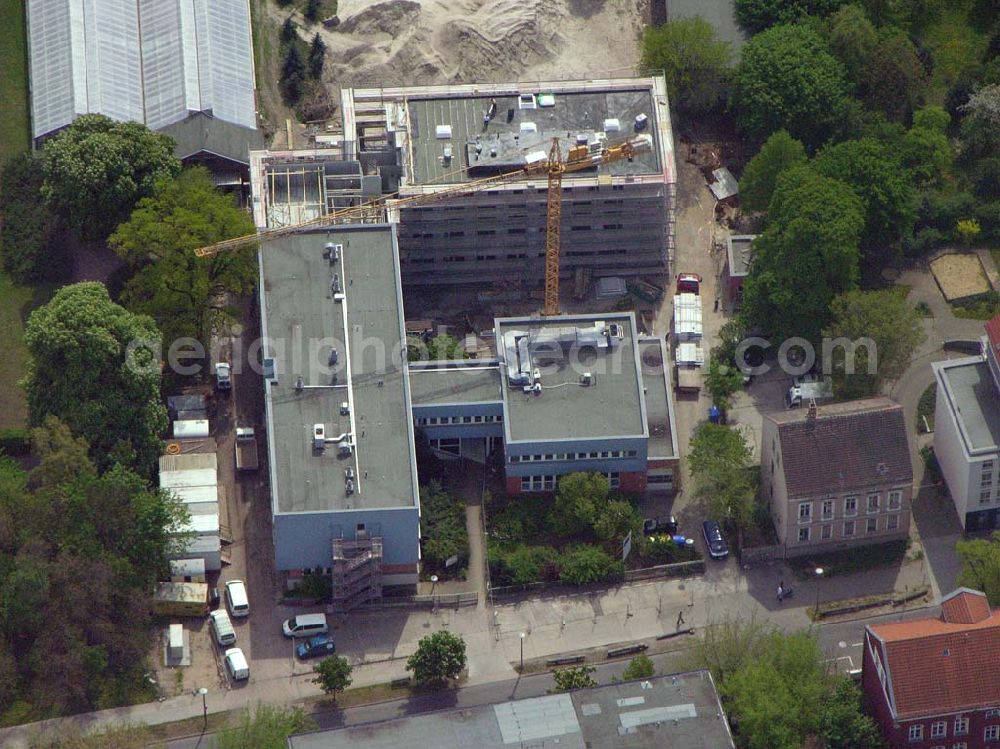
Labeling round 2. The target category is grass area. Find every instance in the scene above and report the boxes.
[917,383,936,433]
[0,276,53,429]
[788,539,909,581]
[0,0,30,164]
[922,3,989,104]
[951,291,1000,320]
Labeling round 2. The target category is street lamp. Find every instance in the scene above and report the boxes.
[197,687,208,729]
[430,574,439,611]
[519,631,527,672]
[814,567,825,613]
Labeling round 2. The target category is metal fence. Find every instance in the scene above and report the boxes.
[739,543,786,565]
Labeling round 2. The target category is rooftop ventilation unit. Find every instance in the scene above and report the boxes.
[338,439,353,457]
[328,348,339,366]
[520,122,538,134]
[580,372,593,386]
[340,402,350,415]
[443,144,453,163]
[435,125,452,139]
[519,94,536,110]
[603,118,621,132]
[537,93,555,107]
[575,133,589,145]
[634,113,648,131]
[295,376,304,391]
[323,243,342,264]
[331,274,342,294]
[313,424,326,451]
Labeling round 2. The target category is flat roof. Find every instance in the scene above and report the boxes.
[497,313,647,443]
[287,671,734,749]
[638,338,678,459]
[934,357,1000,456]
[408,362,503,406]
[727,235,756,278]
[260,226,418,514]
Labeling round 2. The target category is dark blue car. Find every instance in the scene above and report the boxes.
[296,635,336,660]
[701,520,729,560]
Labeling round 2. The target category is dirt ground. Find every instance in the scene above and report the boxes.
[929,252,991,301]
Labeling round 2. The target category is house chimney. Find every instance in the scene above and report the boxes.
[806,401,817,423]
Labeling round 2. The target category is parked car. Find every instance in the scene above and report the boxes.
[224,647,249,681]
[282,613,329,638]
[296,635,337,660]
[643,515,678,536]
[225,580,249,618]
[701,520,729,560]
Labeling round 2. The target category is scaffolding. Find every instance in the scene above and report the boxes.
[330,537,383,611]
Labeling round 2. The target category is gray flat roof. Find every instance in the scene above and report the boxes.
[406,88,662,185]
[408,362,503,406]
[935,358,1000,455]
[638,338,677,459]
[498,313,647,443]
[287,671,734,749]
[260,226,417,514]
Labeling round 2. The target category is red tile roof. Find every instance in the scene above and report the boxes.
[868,589,1000,719]
[768,397,912,498]
[985,315,1000,354]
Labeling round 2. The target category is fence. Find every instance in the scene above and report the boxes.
[488,559,705,601]
[357,592,479,610]
[739,543,786,565]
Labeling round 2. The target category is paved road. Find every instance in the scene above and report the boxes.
[165,605,938,748]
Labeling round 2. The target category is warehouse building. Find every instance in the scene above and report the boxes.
[249,76,676,289]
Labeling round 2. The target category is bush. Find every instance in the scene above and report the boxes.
[558,545,623,585]
[642,534,699,565]
[296,570,331,600]
[903,227,946,257]
[491,544,558,586]
[622,654,655,681]
[0,428,31,457]
[419,482,467,573]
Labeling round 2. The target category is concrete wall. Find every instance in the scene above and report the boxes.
[934,371,974,528]
[273,506,420,581]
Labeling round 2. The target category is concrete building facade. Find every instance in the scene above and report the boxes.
[760,397,912,557]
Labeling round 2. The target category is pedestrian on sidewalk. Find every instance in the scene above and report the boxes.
[676,611,685,629]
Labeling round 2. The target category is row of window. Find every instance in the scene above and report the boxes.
[428,437,460,455]
[981,460,996,504]
[520,472,620,492]
[415,415,502,426]
[796,515,900,542]
[909,713,1000,741]
[510,450,639,463]
[797,491,903,524]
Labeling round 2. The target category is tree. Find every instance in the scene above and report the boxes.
[418,482,467,571]
[308,33,327,79]
[109,167,257,346]
[29,416,96,491]
[281,16,297,43]
[959,84,1000,161]
[558,545,623,585]
[304,0,322,22]
[705,353,745,412]
[732,24,850,150]
[741,167,864,345]
[863,30,928,121]
[640,18,732,115]
[407,333,467,361]
[827,4,877,90]
[281,46,306,105]
[622,654,655,681]
[550,472,610,536]
[738,130,807,213]
[812,138,917,256]
[681,612,773,684]
[901,107,952,187]
[687,424,756,531]
[407,631,467,688]
[215,705,317,749]
[313,656,353,698]
[688,424,753,477]
[822,289,926,398]
[957,218,982,244]
[552,665,597,691]
[818,678,887,749]
[592,500,642,546]
[734,0,847,34]
[40,115,180,240]
[0,153,65,284]
[956,532,1000,605]
[21,282,167,478]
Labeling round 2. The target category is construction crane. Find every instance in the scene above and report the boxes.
[194,134,652,315]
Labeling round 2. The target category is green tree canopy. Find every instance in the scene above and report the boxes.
[827,4,878,90]
[818,678,887,748]
[40,115,180,240]
[550,472,610,537]
[738,130,807,213]
[901,107,953,186]
[622,654,655,681]
[956,531,1000,605]
[309,33,327,79]
[313,655,353,698]
[862,30,928,121]
[109,167,258,346]
[812,138,917,256]
[741,167,864,344]
[640,18,732,115]
[553,665,597,691]
[734,0,847,34]
[558,545,623,585]
[732,24,850,149]
[705,352,747,412]
[407,333,467,362]
[687,424,756,531]
[21,282,167,478]
[0,153,65,285]
[822,289,926,398]
[592,500,642,547]
[406,631,467,688]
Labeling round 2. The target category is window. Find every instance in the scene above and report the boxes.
[843,521,855,537]
[932,722,947,738]
[888,490,902,510]
[589,452,599,459]
[984,472,994,486]
[798,527,810,542]
[821,524,832,540]
[867,493,880,514]
[626,450,638,458]
[521,475,556,492]
[909,724,923,742]
[429,437,460,455]
[821,499,834,520]
[954,743,968,749]
[798,502,812,523]
[986,725,1000,741]
[955,716,969,735]
[982,489,993,504]
[867,517,878,534]
[844,495,858,517]
[988,710,1000,719]
[604,471,620,489]
[887,514,900,531]
[474,415,483,423]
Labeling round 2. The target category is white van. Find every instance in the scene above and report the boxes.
[224,648,249,681]
[209,609,236,647]
[225,580,249,618]
[282,613,329,638]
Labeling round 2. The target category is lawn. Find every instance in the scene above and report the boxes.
[0,0,30,164]
[0,276,52,429]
